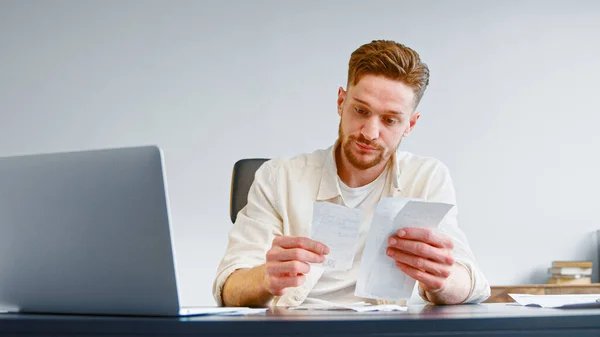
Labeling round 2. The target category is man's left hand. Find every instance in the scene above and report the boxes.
[386,227,454,292]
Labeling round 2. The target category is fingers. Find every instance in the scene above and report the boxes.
[393,228,454,249]
[263,236,328,297]
[273,236,330,255]
[388,237,454,265]
[266,246,325,263]
[264,259,309,296]
[266,260,311,276]
[387,228,454,293]
[386,248,452,278]
[395,261,446,291]
[267,274,306,296]
[388,229,454,265]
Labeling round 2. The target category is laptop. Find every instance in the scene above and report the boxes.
[0,145,232,316]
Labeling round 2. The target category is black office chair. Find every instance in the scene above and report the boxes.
[229,158,269,223]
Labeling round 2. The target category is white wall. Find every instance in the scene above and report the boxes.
[1,0,599,306]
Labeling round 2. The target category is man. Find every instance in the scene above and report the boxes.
[213,40,490,307]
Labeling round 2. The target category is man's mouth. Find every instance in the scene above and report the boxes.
[355,141,376,151]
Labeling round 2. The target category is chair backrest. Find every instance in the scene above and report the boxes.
[230,158,269,223]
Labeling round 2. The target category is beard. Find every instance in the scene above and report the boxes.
[338,122,400,170]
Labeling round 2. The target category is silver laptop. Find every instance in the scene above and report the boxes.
[0,145,216,316]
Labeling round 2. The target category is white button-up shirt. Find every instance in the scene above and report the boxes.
[213,143,491,306]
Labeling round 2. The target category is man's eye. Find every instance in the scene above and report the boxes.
[354,107,368,115]
[384,118,398,126]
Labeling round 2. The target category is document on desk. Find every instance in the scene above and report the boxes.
[182,307,268,316]
[509,294,600,309]
[311,202,363,270]
[289,302,407,312]
[212,308,269,316]
[355,198,454,301]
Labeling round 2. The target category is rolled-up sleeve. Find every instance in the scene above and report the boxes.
[422,163,491,304]
[212,161,284,306]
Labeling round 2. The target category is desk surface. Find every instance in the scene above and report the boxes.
[2,303,600,337]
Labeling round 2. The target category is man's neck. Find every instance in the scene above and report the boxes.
[335,145,389,188]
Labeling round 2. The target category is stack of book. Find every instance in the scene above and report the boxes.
[547,260,593,285]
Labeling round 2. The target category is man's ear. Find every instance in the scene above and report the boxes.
[337,87,346,117]
[403,111,420,137]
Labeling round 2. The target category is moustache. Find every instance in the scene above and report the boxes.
[349,136,383,150]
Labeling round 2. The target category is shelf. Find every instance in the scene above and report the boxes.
[486,284,600,303]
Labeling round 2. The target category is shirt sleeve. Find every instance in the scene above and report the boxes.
[212,161,284,306]
[420,162,491,304]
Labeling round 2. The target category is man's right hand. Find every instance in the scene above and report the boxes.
[263,236,330,296]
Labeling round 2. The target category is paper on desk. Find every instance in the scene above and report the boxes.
[213,308,269,316]
[289,302,407,312]
[355,198,454,301]
[311,202,362,270]
[181,307,268,316]
[509,294,600,308]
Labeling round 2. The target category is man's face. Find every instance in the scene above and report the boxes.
[337,74,420,170]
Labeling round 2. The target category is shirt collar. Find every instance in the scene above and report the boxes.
[316,140,403,202]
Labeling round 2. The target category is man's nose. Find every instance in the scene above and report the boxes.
[361,117,380,141]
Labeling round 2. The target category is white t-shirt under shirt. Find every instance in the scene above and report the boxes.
[303,163,389,305]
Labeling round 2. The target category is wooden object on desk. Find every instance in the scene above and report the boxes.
[486,284,600,303]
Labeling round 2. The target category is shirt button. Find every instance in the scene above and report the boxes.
[294,294,302,301]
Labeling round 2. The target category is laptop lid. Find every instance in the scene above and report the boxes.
[0,145,183,316]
